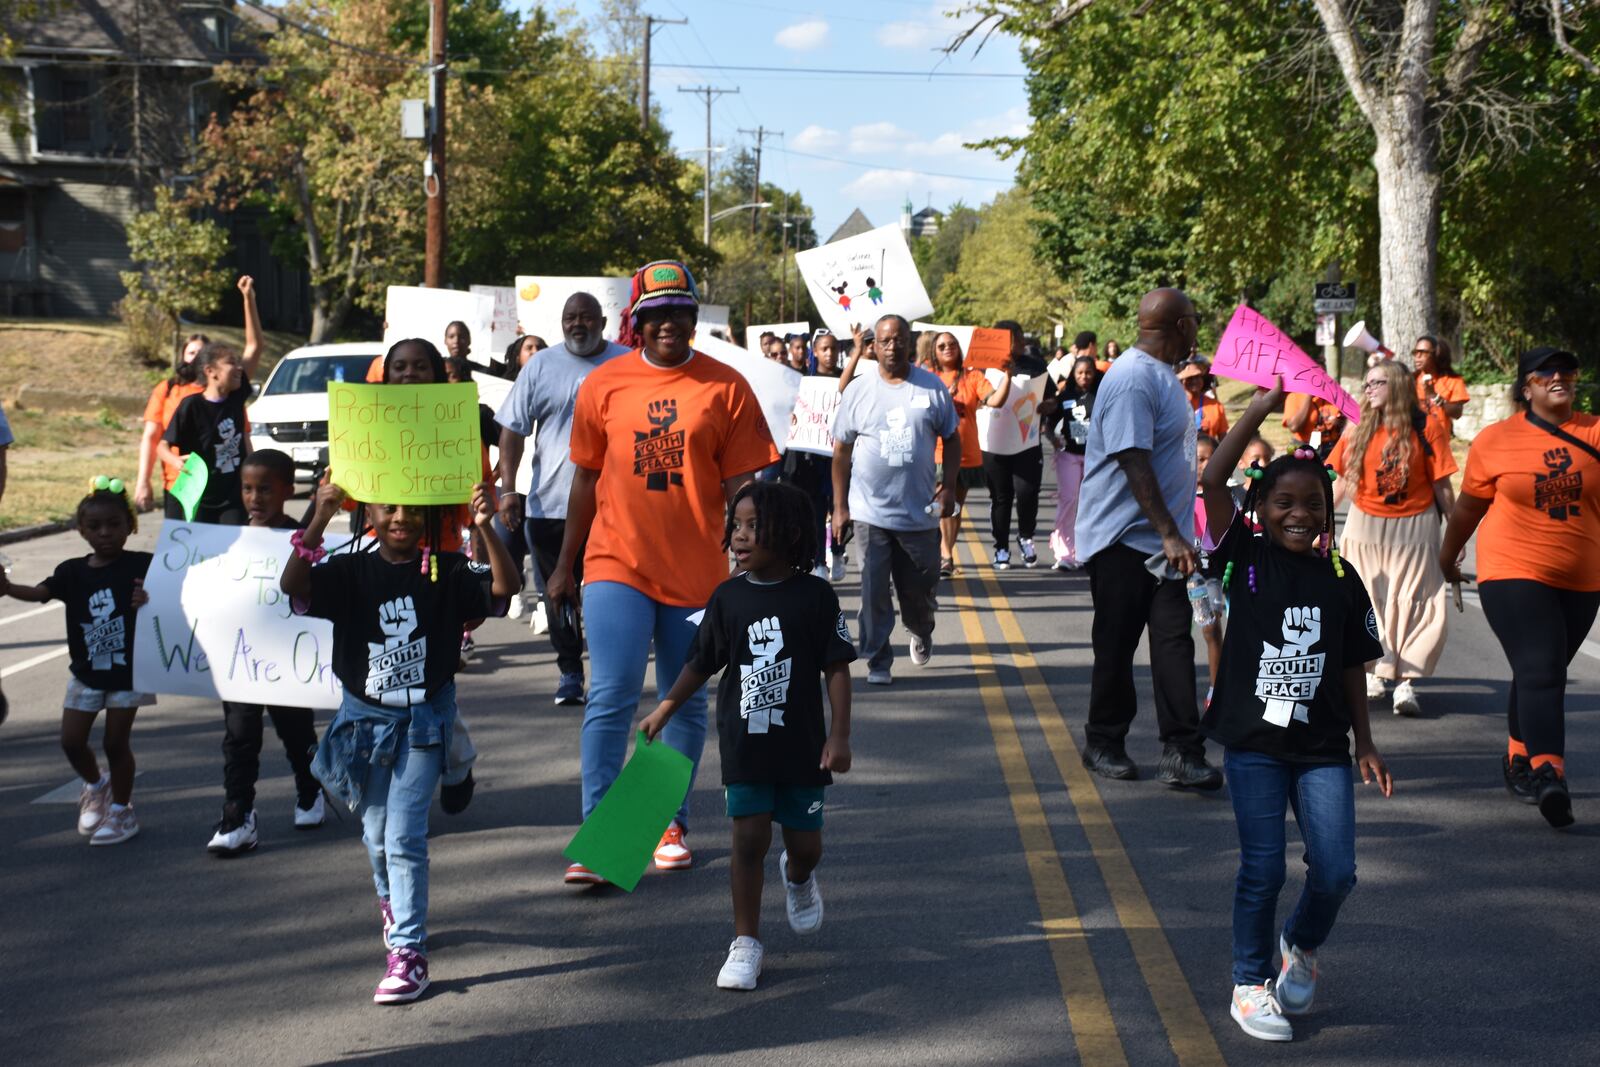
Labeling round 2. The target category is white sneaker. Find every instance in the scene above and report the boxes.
[207,810,258,856]
[1230,983,1292,1042]
[781,850,824,934]
[716,936,764,990]
[811,563,829,580]
[1365,673,1388,701]
[829,553,846,582]
[90,804,140,846]
[77,777,110,836]
[866,668,892,686]
[531,599,549,634]
[909,633,931,666]
[1392,679,1420,717]
[1276,935,1317,1014]
[294,793,326,829]
[506,592,526,620]
[1017,537,1039,567]
[993,548,1011,571]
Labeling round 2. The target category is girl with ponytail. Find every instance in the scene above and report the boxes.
[1196,378,1393,1044]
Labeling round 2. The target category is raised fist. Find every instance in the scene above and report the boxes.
[378,596,417,641]
[88,588,116,622]
[747,616,784,666]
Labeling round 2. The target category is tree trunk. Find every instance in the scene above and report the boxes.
[1371,125,1441,364]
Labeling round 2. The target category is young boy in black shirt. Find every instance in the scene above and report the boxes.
[642,482,855,992]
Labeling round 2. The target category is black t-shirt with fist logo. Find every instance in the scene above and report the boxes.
[688,572,857,786]
[302,549,498,709]
[44,552,153,691]
[1200,513,1384,764]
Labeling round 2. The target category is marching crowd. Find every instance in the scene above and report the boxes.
[2,260,1595,1043]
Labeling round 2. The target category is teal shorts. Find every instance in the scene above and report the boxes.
[725,783,826,830]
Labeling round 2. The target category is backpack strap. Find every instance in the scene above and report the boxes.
[1526,410,1600,466]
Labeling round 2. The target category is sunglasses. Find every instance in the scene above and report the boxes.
[1529,365,1579,380]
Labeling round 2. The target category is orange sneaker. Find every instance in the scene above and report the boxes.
[653,822,692,870]
[564,862,606,885]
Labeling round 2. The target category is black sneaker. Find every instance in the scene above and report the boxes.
[440,770,475,816]
[1532,763,1573,828]
[1082,744,1138,780]
[1157,747,1224,790]
[1502,754,1537,805]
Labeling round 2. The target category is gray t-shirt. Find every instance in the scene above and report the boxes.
[494,340,628,518]
[1075,347,1198,560]
[831,364,958,532]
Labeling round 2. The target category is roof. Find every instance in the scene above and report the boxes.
[912,206,942,222]
[8,0,259,65]
[826,208,875,244]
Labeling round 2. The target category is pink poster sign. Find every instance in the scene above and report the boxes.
[1210,304,1361,424]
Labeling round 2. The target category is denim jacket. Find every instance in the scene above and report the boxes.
[312,682,457,812]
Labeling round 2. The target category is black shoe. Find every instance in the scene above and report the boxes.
[1532,764,1573,828]
[1502,754,1537,804]
[1157,748,1224,790]
[1082,745,1138,780]
[440,771,475,816]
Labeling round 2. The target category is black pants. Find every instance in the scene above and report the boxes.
[1479,579,1600,762]
[1085,543,1203,755]
[525,517,585,676]
[780,451,832,567]
[222,702,320,812]
[982,445,1044,549]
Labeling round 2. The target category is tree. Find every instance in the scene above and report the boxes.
[912,201,981,307]
[935,190,1070,334]
[119,186,232,358]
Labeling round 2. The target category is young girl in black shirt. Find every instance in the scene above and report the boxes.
[1198,378,1393,1043]
[1,480,152,845]
[641,482,855,992]
[158,343,252,524]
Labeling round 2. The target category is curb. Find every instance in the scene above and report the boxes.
[0,521,72,545]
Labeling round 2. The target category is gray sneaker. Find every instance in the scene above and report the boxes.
[1275,935,1317,1014]
[909,633,932,666]
[1230,983,1292,1042]
[780,850,824,934]
[866,668,893,686]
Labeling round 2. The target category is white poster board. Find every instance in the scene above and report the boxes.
[383,286,495,367]
[469,284,521,357]
[515,276,632,347]
[694,332,802,457]
[700,303,731,332]
[786,377,841,456]
[975,372,1048,456]
[796,224,934,339]
[133,523,353,708]
[746,321,811,354]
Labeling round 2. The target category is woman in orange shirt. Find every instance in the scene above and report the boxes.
[932,331,1010,576]
[1411,335,1470,432]
[1440,347,1597,828]
[1328,360,1456,716]
[1178,359,1229,439]
[545,261,779,882]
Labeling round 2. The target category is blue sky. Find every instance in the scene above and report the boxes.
[539,1,1028,241]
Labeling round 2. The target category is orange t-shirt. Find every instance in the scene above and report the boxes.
[1192,396,1229,439]
[143,380,204,488]
[569,350,780,607]
[1328,412,1457,518]
[1417,372,1469,429]
[1283,393,1346,448]
[366,355,387,383]
[936,367,994,469]
[1461,413,1600,590]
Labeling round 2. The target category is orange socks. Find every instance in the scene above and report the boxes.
[1529,753,1565,776]
[1507,738,1528,760]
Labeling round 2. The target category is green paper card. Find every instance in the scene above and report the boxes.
[564,731,693,892]
[168,453,209,522]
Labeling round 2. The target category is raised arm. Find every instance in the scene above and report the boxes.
[838,324,867,394]
[470,481,521,598]
[1202,378,1284,539]
[238,276,263,379]
[983,366,1012,408]
[281,482,345,601]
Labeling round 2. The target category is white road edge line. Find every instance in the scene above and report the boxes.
[1458,587,1600,663]
[0,602,64,627]
[0,645,69,678]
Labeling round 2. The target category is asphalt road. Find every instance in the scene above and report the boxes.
[3,483,1597,1066]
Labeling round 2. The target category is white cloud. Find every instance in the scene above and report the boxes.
[775,19,830,51]
[842,169,969,199]
[792,124,843,152]
[875,19,942,50]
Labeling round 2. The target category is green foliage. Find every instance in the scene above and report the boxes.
[701,149,821,333]
[912,202,980,307]
[934,190,1069,335]
[117,187,232,362]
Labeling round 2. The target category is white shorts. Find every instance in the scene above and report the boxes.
[64,678,156,713]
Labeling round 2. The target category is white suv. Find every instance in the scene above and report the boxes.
[247,342,383,481]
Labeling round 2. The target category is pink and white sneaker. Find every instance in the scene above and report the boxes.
[379,897,395,949]
[373,947,429,1004]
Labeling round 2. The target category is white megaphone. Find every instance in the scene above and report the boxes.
[1342,320,1394,362]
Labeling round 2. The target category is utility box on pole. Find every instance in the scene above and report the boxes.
[400,100,426,140]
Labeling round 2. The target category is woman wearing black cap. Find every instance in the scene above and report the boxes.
[1441,347,1600,829]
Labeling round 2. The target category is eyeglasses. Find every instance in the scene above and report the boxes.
[1362,379,1389,391]
[1529,366,1579,380]
[1412,348,1433,356]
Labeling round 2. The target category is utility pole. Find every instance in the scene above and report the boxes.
[640,14,687,133]
[678,85,737,248]
[737,125,781,234]
[423,0,447,287]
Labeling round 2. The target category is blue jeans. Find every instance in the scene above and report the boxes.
[1224,748,1357,986]
[581,581,708,828]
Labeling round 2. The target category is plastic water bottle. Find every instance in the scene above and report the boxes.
[334,364,346,383]
[1187,572,1215,626]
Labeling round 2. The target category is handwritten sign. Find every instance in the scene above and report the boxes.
[383,286,495,367]
[514,276,632,346]
[796,224,933,340]
[469,284,520,356]
[1211,304,1361,424]
[694,332,801,457]
[132,523,350,708]
[786,377,841,456]
[328,382,482,503]
[976,372,1048,456]
[911,322,1011,371]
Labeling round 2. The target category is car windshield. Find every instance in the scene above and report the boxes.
[261,355,377,397]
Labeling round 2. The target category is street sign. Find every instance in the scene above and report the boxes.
[1315,312,1336,347]
[1313,281,1356,314]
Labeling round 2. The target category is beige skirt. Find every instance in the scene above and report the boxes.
[1341,506,1448,680]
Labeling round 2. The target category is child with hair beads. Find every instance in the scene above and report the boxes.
[157,342,252,523]
[641,481,855,992]
[1198,379,1393,1043]
[206,449,326,856]
[1,479,152,844]
[281,479,518,1004]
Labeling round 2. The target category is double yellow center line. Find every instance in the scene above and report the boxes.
[951,530,1226,1067]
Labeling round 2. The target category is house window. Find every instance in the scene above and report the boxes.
[59,77,92,146]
